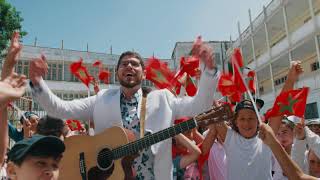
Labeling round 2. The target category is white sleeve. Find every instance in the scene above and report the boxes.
[305,127,320,157]
[172,64,220,119]
[31,78,96,122]
[291,137,308,173]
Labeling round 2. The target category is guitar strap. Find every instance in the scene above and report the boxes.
[140,87,151,138]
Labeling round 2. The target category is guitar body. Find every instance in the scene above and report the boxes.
[59,126,136,180]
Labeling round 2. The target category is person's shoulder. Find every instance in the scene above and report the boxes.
[97,88,119,97]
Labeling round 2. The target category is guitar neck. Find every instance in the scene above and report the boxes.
[111,118,197,159]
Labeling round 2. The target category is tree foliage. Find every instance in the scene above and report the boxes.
[0,0,26,55]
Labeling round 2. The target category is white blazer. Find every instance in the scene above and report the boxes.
[32,66,219,180]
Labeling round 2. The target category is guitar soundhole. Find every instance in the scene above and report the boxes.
[97,147,114,170]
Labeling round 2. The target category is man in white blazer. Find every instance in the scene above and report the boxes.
[29,46,219,179]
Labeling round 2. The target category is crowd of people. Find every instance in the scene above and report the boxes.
[0,32,320,180]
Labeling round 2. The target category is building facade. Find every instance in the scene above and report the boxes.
[227,0,320,119]
[0,45,174,117]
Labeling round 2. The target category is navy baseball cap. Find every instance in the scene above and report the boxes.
[8,134,65,162]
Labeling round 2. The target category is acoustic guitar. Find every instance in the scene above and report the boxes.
[59,104,234,180]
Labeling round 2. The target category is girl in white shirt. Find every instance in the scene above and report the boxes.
[213,100,282,180]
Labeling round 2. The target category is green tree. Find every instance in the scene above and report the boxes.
[0,0,26,56]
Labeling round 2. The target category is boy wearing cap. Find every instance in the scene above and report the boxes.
[8,111,39,142]
[6,135,65,180]
[292,122,320,177]
[306,118,320,136]
[273,116,296,180]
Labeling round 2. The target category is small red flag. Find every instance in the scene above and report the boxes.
[70,58,92,87]
[66,119,82,131]
[267,87,309,118]
[92,60,102,67]
[185,75,197,96]
[217,73,242,102]
[231,49,247,93]
[247,70,256,93]
[145,57,177,90]
[98,70,110,84]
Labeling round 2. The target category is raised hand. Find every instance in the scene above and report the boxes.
[288,61,303,82]
[1,32,23,80]
[294,122,306,140]
[259,123,278,147]
[0,73,26,108]
[29,55,48,85]
[191,36,215,70]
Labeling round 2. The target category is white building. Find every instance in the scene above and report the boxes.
[171,41,233,71]
[0,45,174,116]
[227,0,320,119]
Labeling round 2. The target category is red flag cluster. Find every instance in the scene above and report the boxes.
[217,48,256,102]
[69,59,110,88]
[265,87,309,120]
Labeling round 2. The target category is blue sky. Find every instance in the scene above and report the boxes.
[8,0,271,58]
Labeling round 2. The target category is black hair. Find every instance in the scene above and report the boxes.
[36,115,65,138]
[116,51,145,71]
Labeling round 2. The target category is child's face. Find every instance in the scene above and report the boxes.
[309,150,320,178]
[308,124,320,136]
[236,109,258,138]
[276,124,293,148]
[8,156,61,180]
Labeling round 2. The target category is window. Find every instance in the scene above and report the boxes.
[52,64,57,80]
[305,102,319,119]
[259,86,264,94]
[311,62,319,72]
[274,76,287,86]
[58,64,63,80]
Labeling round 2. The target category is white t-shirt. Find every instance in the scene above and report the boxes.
[0,165,7,180]
[224,127,273,180]
[272,156,288,180]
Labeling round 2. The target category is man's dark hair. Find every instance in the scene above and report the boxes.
[36,115,66,138]
[116,51,145,71]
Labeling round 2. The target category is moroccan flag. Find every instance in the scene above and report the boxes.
[92,60,102,67]
[70,58,92,87]
[66,119,82,131]
[231,48,247,93]
[217,73,242,102]
[185,74,197,96]
[145,57,177,90]
[98,70,110,84]
[246,69,256,93]
[267,87,309,118]
[176,56,200,79]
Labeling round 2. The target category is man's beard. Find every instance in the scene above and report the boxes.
[119,78,142,88]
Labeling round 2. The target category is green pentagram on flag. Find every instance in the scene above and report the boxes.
[152,69,167,83]
[78,69,86,78]
[277,94,299,114]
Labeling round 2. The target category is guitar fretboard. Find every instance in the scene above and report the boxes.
[111,118,197,159]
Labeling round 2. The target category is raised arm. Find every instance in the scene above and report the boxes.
[0,73,27,165]
[174,134,201,169]
[269,61,303,133]
[201,124,217,155]
[0,108,8,166]
[259,123,317,180]
[1,32,22,81]
[29,56,96,122]
[173,40,219,118]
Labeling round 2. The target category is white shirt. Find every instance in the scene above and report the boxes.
[272,156,288,180]
[224,127,273,180]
